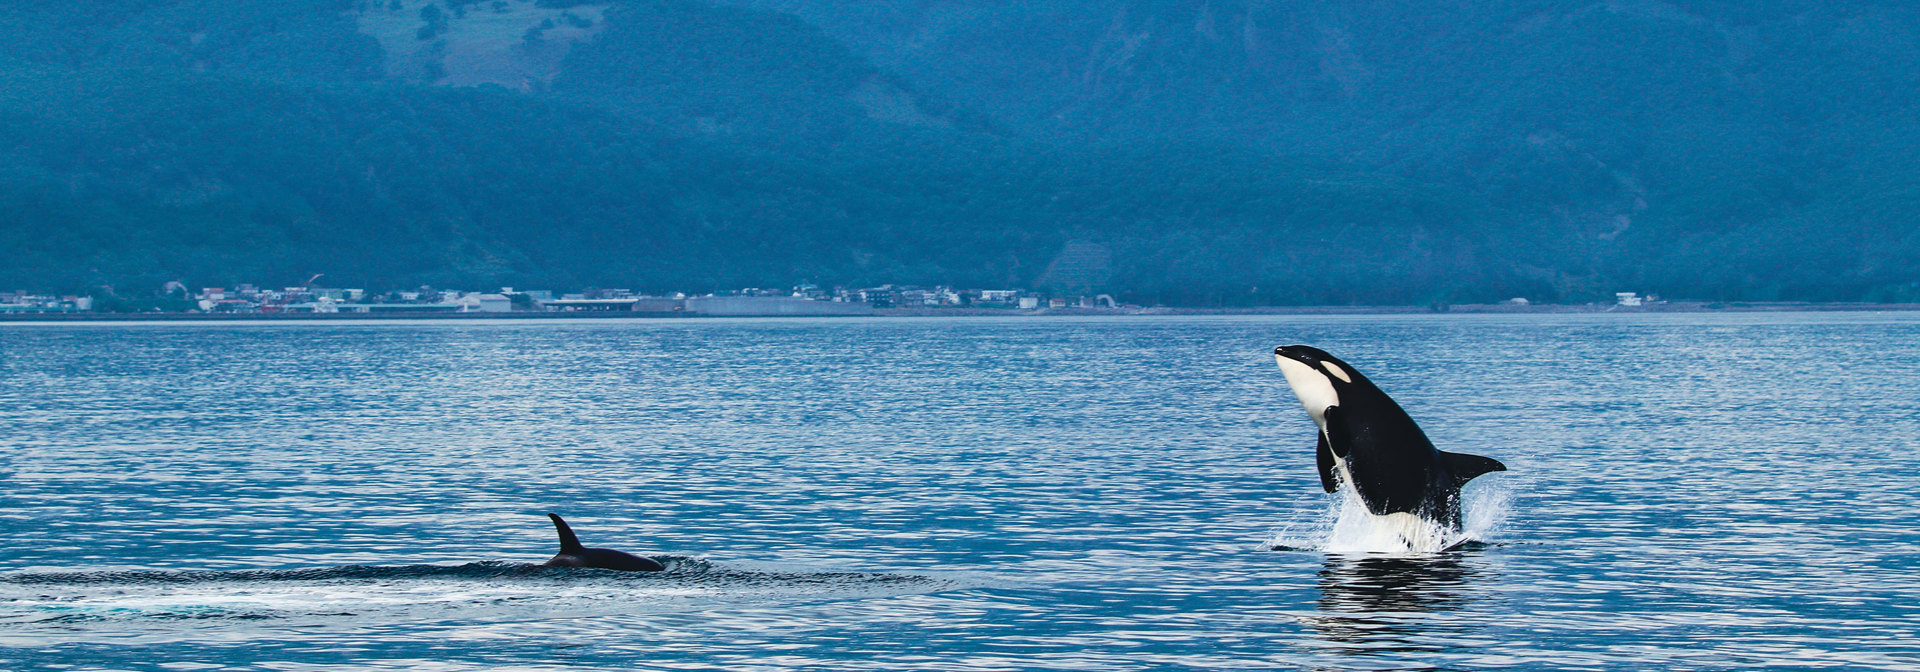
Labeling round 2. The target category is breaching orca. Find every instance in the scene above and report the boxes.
[543,513,665,572]
[1273,345,1506,534]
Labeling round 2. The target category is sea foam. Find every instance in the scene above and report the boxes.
[1269,481,1510,555]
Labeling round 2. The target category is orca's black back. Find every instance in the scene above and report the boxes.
[573,547,666,572]
[1322,370,1464,522]
[1327,401,1446,517]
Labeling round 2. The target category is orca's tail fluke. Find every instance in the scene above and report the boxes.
[549,513,585,553]
[1442,451,1507,488]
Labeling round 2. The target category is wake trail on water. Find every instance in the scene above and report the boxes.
[1268,482,1511,555]
[0,558,953,643]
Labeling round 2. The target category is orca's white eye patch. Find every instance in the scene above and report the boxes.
[1319,361,1352,383]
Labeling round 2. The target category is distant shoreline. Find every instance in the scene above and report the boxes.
[5,301,1918,322]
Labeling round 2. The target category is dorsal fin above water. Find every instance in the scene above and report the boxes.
[1442,451,1507,487]
[549,513,584,554]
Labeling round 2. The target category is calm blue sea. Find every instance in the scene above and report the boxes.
[2,313,1918,671]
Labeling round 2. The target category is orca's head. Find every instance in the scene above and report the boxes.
[1273,345,1364,429]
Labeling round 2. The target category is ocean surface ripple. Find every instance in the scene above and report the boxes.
[2,313,1917,670]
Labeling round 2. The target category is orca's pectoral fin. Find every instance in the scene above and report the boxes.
[1442,451,1507,487]
[1316,432,1339,493]
[1321,406,1350,458]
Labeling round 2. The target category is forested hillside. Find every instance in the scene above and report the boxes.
[2,0,1916,304]
[718,0,1920,301]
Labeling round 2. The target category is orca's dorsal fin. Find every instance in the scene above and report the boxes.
[549,513,585,553]
[1442,451,1507,487]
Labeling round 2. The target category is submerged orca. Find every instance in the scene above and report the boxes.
[543,513,665,572]
[1273,345,1506,533]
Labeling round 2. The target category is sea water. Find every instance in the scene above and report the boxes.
[2,313,1917,670]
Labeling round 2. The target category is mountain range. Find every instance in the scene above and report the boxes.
[3,0,1916,304]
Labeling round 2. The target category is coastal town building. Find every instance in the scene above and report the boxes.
[4,279,1149,316]
[0,293,92,313]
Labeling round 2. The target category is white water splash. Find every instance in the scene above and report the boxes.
[1268,481,1510,555]
[1460,479,1511,541]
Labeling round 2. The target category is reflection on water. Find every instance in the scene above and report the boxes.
[1318,553,1479,614]
[1307,552,1487,659]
